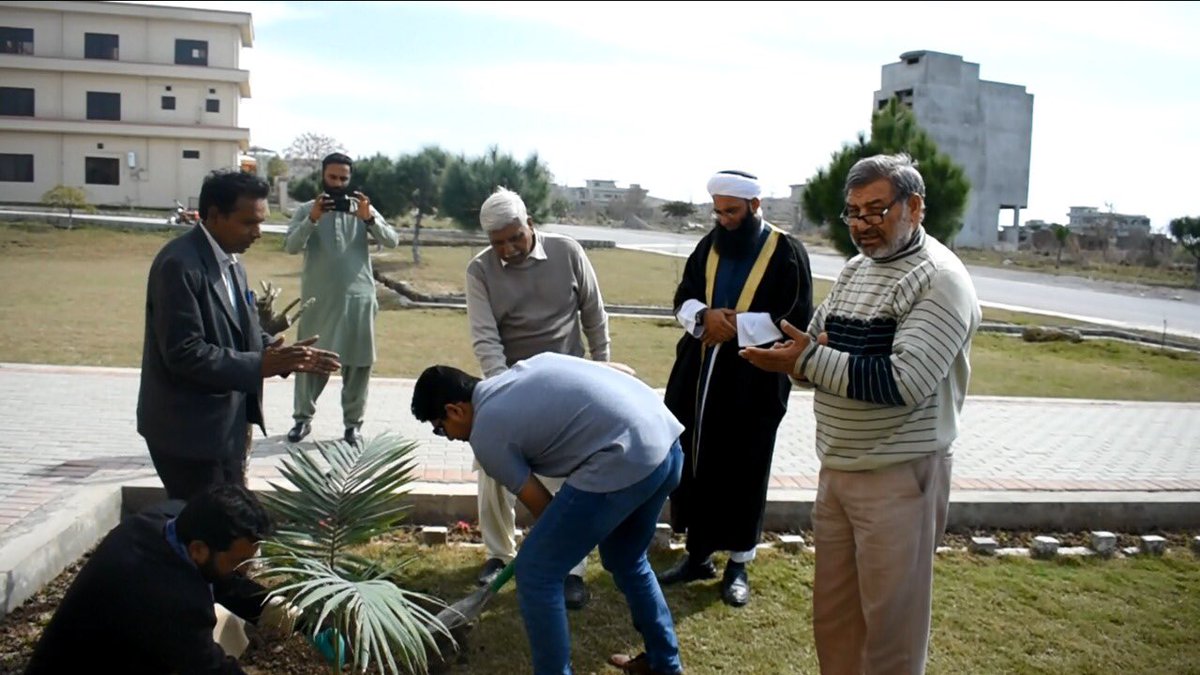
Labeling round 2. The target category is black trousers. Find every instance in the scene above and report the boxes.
[147,426,253,501]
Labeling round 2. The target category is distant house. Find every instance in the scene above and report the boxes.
[552,179,666,216]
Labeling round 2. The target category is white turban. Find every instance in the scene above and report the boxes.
[706,171,762,200]
[479,187,528,232]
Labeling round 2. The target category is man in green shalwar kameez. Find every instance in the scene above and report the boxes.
[284,153,399,445]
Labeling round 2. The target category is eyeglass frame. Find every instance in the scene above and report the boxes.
[432,419,447,437]
[840,193,908,227]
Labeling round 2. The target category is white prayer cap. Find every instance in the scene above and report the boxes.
[706,171,762,200]
[479,187,529,232]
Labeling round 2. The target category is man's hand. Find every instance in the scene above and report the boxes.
[739,320,822,374]
[516,475,553,519]
[600,362,638,377]
[256,281,316,336]
[354,192,373,222]
[701,308,737,347]
[309,195,331,223]
[257,597,301,640]
[261,335,341,378]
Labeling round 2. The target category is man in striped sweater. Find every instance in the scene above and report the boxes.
[742,154,980,675]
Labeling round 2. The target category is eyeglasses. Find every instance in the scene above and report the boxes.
[432,420,447,437]
[841,195,905,226]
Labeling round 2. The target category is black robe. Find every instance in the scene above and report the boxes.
[663,223,813,554]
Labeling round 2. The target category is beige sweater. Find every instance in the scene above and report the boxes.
[466,231,610,378]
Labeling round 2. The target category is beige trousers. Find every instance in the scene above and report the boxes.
[477,468,587,577]
[812,454,952,675]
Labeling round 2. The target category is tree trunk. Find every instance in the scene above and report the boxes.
[412,212,423,265]
[66,207,74,231]
[1194,257,1200,289]
[1056,245,1063,269]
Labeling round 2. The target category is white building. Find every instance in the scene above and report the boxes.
[0,0,253,208]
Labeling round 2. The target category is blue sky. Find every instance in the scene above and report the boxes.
[127,1,1200,230]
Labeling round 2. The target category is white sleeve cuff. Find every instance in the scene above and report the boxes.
[677,299,707,338]
[736,312,784,347]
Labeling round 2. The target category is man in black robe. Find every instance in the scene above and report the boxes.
[657,170,813,607]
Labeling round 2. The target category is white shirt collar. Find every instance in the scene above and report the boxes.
[199,223,238,267]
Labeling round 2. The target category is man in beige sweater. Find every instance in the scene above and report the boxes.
[465,187,610,610]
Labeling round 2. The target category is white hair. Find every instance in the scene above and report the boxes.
[479,187,529,232]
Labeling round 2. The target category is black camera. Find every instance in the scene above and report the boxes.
[324,189,354,212]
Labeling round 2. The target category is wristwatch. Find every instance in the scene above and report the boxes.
[695,308,707,326]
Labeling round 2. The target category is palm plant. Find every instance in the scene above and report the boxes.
[255,433,452,674]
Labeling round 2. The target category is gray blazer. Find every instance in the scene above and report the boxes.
[137,225,270,461]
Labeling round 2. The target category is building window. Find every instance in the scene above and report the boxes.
[208,88,215,94]
[0,27,34,55]
[84,33,119,60]
[0,153,34,182]
[86,91,121,121]
[162,96,176,110]
[905,56,920,65]
[96,143,104,149]
[182,150,200,159]
[0,87,34,116]
[165,85,172,91]
[174,39,208,66]
[205,98,220,113]
[85,157,120,185]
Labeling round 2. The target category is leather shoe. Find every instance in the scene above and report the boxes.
[343,427,363,447]
[477,557,507,587]
[608,652,681,674]
[655,554,716,586]
[564,574,591,611]
[286,422,311,443]
[720,561,750,607]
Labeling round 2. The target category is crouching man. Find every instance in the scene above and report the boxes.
[411,353,685,675]
[25,484,293,674]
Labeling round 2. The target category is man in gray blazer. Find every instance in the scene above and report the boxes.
[137,170,341,501]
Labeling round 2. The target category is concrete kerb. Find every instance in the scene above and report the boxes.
[764,490,1200,533]
[122,484,1200,535]
[0,485,122,615]
[5,482,1198,617]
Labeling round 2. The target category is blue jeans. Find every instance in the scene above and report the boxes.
[515,441,684,675]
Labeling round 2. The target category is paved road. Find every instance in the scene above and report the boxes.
[4,209,1197,337]
[543,223,1200,337]
[0,208,290,235]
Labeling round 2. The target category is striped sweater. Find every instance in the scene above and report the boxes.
[796,228,981,471]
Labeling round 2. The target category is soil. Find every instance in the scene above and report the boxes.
[2,528,1195,674]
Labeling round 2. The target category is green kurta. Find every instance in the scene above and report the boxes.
[284,201,399,367]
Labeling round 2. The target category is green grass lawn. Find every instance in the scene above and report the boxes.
[2,222,1198,399]
[361,545,1200,675]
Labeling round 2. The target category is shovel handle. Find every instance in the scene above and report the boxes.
[488,559,517,593]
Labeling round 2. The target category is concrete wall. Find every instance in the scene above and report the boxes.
[4,8,242,66]
[874,51,1033,249]
[0,6,62,56]
[47,73,238,127]
[1,131,241,207]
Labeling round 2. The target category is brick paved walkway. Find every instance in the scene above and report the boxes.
[2,362,1199,549]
